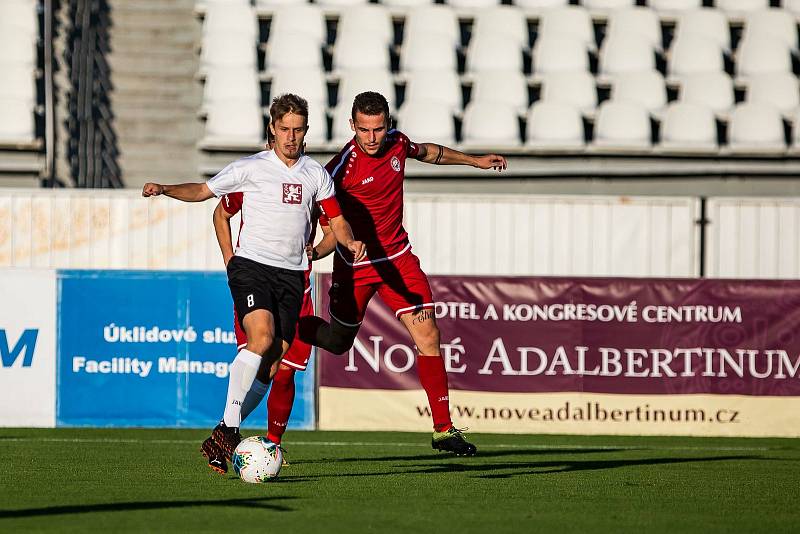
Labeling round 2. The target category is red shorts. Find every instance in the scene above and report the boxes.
[234,286,314,371]
[329,249,434,326]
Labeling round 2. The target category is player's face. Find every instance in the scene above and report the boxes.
[351,111,389,156]
[271,112,307,160]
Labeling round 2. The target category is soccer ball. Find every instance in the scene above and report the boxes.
[232,436,283,483]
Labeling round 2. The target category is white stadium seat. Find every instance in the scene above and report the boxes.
[611,70,667,115]
[315,0,372,9]
[269,68,328,108]
[0,28,37,67]
[461,101,521,148]
[537,6,595,51]
[265,32,322,70]
[404,70,462,112]
[0,99,34,143]
[203,68,260,110]
[675,9,731,53]
[538,71,597,114]
[786,0,800,16]
[605,7,663,52]
[403,6,460,47]
[303,101,329,146]
[0,1,38,38]
[269,5,326,46]
[532,35,589,75]
[333,32,389,71]
[0,65,36,106]
[401,32,457,72]
[582,0,637,13]
[599,33,656,76]
[746,73,800,117]
[331,105,355,145]
[204,101,264,145]
[736,36,792,78]
[255,0,308,6]
[525,101,584,149]
[201,32,257,70]
[397,100,456,145]
[717,0,770,18]
[202,3,257,42]
[592,100,651,149]
[467,34,524,73]
[513,0,570,10]
[470,70,529,113]
[381,0,435,8]
[728,102,785,153]
[336,69,396,110]
[649,0,703,16]
[742,9,798,52]
[658,102,717,152]
[447,0,503,9]
[472,6,529,48]
[678,72,735,115]
[338,6,394,47]
[668,34,724,78]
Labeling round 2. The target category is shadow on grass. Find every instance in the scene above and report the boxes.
[291,447,632,465]
[0,496,297,519]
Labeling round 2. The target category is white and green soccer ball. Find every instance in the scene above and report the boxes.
[232,436,283,483]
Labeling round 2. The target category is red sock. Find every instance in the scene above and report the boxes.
[416,355,453,433]
[266,367,295,444]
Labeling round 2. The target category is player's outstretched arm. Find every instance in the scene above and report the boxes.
[327,215,366,262]
[310,223,336,261]
[213,202,236,267]
[142,182,215,202]
[415,143,507,172]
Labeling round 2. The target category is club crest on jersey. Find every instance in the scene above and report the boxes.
[282,183,302,204]
[390,156,401,172]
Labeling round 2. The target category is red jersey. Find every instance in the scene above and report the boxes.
[323,130,420,265]
[222,192,316,287]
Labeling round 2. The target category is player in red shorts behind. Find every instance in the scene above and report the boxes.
[300,92,507,456]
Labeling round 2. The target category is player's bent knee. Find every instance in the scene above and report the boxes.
[327,330,357,355]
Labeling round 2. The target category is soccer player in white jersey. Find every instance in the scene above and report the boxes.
[142,94,366,460]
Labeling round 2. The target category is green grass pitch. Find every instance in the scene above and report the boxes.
[2,428,799,533]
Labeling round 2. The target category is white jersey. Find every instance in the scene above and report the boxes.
[207,150,336,270]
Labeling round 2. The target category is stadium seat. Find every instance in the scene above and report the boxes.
[403,6,460,47]
[265,32,322,70]
[333,32,389,71]
[0,99,34,143]
[532,35,589,75]
[0,28,37,67]
[381,0,436,8]
[472,6,529,48]
[658,102,717,152]
[667,34,724,79]
[786,0,800,16]
[331,105,355,145]
[336,69,396,110]
[736,36,792,78]
[466,34,524,73]
[648,0,703,16]
[717,0,770,18]
[404,70,462,112]
[513,0,570,10]
[538,71,597,114]
[269,5,326,46]
[611,70,667,115]
[461,101,521,148]
[202,2,258,42]
[400,32,457,73]
[678,72,735,115]
[582,0,637,13]
[675,8,731,53]
[470,70,529,113]
[303,101,329,146]
[742,9,798,52]
[201,32,257,70]
[727,102,785,154]
[599,33,656,76]
[203,68,260,111]
[746,73,800,117]
[203,101,264,145]
[0,0,38,38]
[0,65,36,106]
[591,100,651,149]
[605,7,663,52]
[315,0,373,9]
[537,6,596,51]
[446,0,504,9]
[525,101,584,149]
[338,5,394,47]
[397,100,456,145]
[269,68,328,108]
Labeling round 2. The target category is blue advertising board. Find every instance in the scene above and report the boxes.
[56,270,315,429]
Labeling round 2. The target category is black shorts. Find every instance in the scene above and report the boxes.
[226,255,305,345]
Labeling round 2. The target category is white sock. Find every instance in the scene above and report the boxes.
[222,349,262,428]
[240,378,269,423]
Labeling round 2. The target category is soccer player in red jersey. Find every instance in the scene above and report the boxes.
[301,92,507,456]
